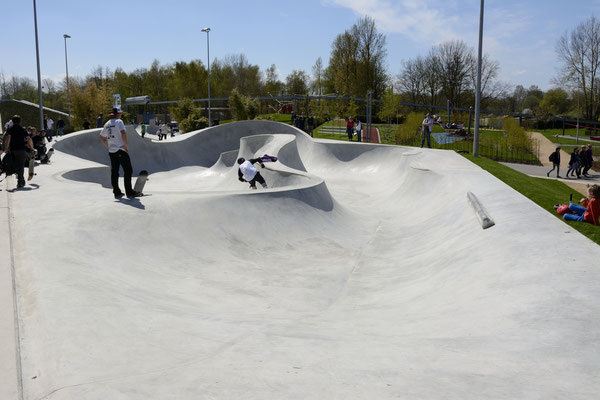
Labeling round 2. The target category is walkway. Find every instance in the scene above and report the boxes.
[500,132,599,195]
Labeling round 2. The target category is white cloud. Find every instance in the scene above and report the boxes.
[325,0,463,44]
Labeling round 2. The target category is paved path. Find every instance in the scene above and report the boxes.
[500,132,599,195]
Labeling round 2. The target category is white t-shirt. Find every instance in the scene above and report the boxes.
[422,117,434,133]
[100,118,127,153]
[239,160,258,181]
[46,119,54,130]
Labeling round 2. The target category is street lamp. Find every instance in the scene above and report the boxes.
[63,34,71,118]
[33,0,44,131]
[473,0,484,156]
[201,27,211,126]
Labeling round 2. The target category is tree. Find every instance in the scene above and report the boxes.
[435,40,474,107]
[327,16,387,100]
[311,57,324,96]
[556,16,600,121]
[285,70,309,95]
[539,88,571,116]
[378,87,400,123]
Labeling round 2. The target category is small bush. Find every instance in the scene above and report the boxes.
[394,112,423,145]
[504,118,533,153]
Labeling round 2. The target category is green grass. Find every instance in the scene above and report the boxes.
[463,154,600,245]
[0,100,70,132]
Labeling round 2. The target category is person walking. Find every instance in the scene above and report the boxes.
[2,115,34,188]
[566,147,581,178]
[96,114,103,128]
[582,144,594,176]
[99,108,141,199]
[547,146,561,178]
[356,119,362,142]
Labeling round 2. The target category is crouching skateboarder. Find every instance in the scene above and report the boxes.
[237,157,268,189]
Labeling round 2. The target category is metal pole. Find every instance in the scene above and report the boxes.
[447,99,450,126]
[63,34,71,119]
[473,0,484,156]
[202,27,211,127]
[33,0,44,131]
[576,96,580,145]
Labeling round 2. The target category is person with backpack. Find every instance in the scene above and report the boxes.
[547,146,561,178]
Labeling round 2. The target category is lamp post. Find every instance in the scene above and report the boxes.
[63,34,71,119]
[201,27,211,126]
[33,0,44,131]
[473,0,484,156]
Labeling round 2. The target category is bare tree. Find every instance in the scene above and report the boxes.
[556,16,600,121]
[434,40,474,107]
[311,57,324,96]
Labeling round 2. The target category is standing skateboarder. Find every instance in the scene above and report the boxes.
[99,108,142,199]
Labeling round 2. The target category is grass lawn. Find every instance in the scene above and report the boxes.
[463,154,600,245]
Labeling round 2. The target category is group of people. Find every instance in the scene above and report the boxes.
[1,115,50,188]
[547,144,595,179]
[567,144,595,178]
[346,117,362,142]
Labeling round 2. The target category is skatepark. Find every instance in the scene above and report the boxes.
[2,120,600,399]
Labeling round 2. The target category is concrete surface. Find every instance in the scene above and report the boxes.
[3,120,600,399]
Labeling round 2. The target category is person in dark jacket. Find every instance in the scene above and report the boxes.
[582,144,594,176]
[2,115,34,188]
[566,147,581,178]
[547,146,561,178]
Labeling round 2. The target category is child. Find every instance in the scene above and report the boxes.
[237,157,268,189]
[547,146,561,178]
[563,184,600,225]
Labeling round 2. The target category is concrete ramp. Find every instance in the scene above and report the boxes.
[5,120,600,399]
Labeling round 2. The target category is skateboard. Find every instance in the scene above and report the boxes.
[42,148,54,164]
[28,154,35,180]
[133,170,149,194]
[258,154,278,163]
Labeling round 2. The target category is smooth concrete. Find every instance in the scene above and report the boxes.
[4,120,600,399]
[0,178,21,400]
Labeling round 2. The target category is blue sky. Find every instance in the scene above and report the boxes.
[2,0,600,95]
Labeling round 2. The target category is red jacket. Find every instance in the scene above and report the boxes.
[583,198,600,226]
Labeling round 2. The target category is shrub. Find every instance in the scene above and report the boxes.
[394,112,423,145]
[504,118,533,153]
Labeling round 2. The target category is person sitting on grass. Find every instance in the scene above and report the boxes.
[563,184,600,226]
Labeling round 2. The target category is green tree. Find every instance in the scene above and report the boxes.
[378,87,400,123]
[539,88,571,116]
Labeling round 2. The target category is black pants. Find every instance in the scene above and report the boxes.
[109,150,133,195]
[249,172,266,188]
[347,127,353,141]
[12,150,27,186]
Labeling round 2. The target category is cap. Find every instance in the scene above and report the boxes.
[109,107,122,116]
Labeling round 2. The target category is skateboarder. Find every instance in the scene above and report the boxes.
[2,115,34,188]
[99,108,142,199]
[237,157,268,189]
